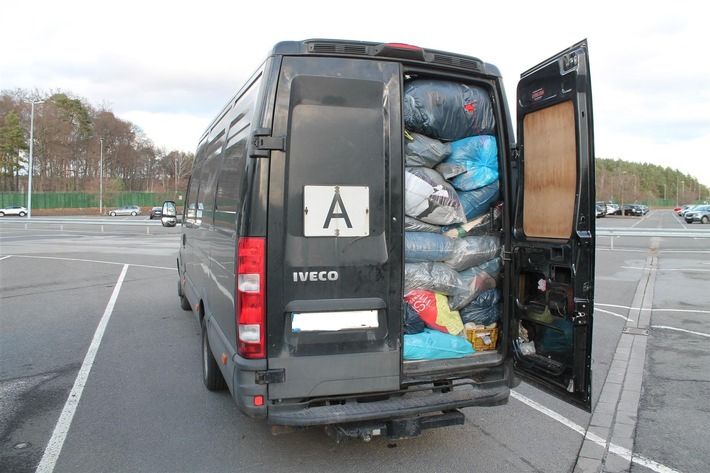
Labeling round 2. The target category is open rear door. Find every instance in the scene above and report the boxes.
[512,40,595,411]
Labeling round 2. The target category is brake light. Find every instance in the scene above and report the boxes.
[237,237,266,359]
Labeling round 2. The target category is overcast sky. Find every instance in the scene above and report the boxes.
[2,0,709,188]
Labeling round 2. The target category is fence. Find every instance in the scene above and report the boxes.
[0,192,175,209]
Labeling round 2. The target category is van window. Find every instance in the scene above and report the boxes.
[214,78,260,231]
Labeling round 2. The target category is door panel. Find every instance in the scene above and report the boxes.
[266,57,403,400]
[512,40,595,411]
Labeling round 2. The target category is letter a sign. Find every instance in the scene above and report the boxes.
[303,185,369,237]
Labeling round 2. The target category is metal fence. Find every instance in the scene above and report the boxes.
[0,192,174,209]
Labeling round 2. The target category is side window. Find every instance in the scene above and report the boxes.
[184,156,204,227]
[214,76,260,232]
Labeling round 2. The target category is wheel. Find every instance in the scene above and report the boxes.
[0,212,5,217]
[110,211,116,216]
[19,211,26,217]
[177,280,191,311]
[131,211,137,216]
[701,216,709,224]
[202,318,226,391]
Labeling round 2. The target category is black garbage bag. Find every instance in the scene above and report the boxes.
[403,79,496,141]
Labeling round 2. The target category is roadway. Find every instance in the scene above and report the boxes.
[0,210,708,473]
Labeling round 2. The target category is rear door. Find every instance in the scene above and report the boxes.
[511,40,595,411]
[265,56,404,400]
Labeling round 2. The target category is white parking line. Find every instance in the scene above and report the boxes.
[35,264,128,473]
[513,385,682,473]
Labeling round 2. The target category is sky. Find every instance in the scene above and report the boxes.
[2,1,709,189]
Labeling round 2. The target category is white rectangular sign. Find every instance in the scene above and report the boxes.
[291,310,379,332]
[303,185,369,237]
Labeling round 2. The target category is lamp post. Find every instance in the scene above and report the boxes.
[99,138,104,215]
[27,100,44,219]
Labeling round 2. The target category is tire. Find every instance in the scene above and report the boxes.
[0,212,4,217]
[131,211,137,216]
[110,211,116,216]
[202,319,226,391]
[19,211,26,217]
[177,280,191,311]
[701,216,709,224]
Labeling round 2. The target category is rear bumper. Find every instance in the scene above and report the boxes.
[265,376,510,427]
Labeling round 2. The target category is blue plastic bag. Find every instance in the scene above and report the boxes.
[404,232,455,262]
[439,135,498,191]
[457,181,500,221]
[403,328,474,360]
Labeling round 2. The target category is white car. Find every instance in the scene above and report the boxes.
[0,205,28,217]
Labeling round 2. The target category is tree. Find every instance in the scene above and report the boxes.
[0,110,27,191]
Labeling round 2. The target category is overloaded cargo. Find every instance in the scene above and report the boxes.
[402,79,502,360]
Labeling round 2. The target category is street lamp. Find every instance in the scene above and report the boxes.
[99,138,104,215]
[27,100,44,219]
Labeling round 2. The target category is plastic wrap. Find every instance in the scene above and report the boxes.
[404,232,455,263]
[440,135,498,191]
[442,202,502,238]
[403,80,496,141]
[404,262,465,296]
[404,216,442,233]
[449,257,502,310]
[403,328,474,360]
[404,131,451,167]
[444,235,501,271]
[459,288,501,326]
[457,180,500,221]
[403,302,426,334]
[405,166,466,225]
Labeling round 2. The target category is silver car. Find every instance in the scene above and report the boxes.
[685,204,710,224]
[108,205,142,217]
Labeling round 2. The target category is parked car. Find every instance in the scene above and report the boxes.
[606,203,621,215]
[595,201,607,216]
[679,205,696,217]
[684,204,710,224]
[595,204,605,218]
[149,207,163,219]
[0,205,28,217]
[638,204,649,215]
[623,204,644,216]
[108,205,141,216]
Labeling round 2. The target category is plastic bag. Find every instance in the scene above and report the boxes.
[449,257,502,310]
[440,135,498,191]
[404,216,442,233]
[404,290,464,335]
[403,302,426,334]
[403,328,474,360]
[457,180,500,221]
[405,167,466,225]
[459,288,501,326]
[404,131,451,167]
[404,232,455,263]
[404,262,465,296]
[403,80,496,141]
[444,235,501,271]
[442,202,502,238]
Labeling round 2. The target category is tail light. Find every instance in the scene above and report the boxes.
[237,237,266,359]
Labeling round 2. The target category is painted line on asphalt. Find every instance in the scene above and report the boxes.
[511,391,682,473]
[35,264,129,473]
[7,254,174,271]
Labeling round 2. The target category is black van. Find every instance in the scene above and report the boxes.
[161,38,595,441]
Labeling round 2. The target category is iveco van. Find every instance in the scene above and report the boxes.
[161,38,596,441]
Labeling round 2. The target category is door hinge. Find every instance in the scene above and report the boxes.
[255,369,285,385]
[249,127,285,158]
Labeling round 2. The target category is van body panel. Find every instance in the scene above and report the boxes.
[511,40,595,411]
[265,56,404,399]
[166,39,595,437]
